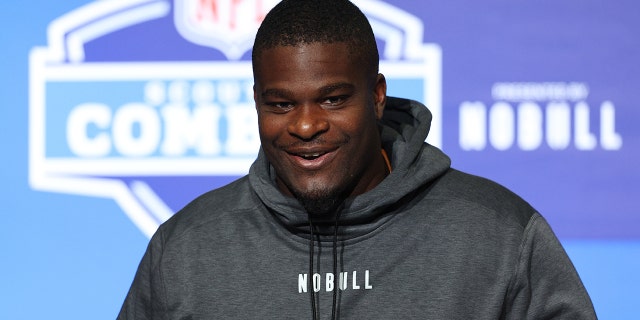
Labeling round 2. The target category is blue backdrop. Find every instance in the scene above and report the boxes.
[2,0,639,319]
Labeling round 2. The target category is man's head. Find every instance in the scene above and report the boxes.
[252,0,388,216]
[252,0,379,81]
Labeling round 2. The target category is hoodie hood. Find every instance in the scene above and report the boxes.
[248,97,451,240]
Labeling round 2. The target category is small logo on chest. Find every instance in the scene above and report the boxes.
[298,270,373,293]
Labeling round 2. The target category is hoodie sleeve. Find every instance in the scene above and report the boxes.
[503,213,597,319]
[117,230,167,320]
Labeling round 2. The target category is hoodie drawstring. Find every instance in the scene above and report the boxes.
[307,212,319,320]
[331,210,342,320]
[307,209,342,320]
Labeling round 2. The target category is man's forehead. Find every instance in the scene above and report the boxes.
[256,41,353,56]
[253,42,358,76]
[252,41,374,92]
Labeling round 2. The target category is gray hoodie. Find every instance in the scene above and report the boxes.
[118,97,596,319]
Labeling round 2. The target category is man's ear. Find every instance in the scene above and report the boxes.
[373,73,387,119]
[253,84,258,110]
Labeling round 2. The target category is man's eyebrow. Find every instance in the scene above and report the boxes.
[319,82,355,96]
[260,83,355,99]
[261,88,293,99]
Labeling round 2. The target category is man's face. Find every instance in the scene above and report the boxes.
[253,42,387,214]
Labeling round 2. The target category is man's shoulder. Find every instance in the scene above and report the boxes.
[428,168,536,230]
[186,175,254,212]
[155,175,257,240]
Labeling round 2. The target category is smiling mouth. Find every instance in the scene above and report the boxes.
[285,148,336,169]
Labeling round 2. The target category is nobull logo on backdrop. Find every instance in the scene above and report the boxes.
[29,0,441,237]
[459,82,623,152]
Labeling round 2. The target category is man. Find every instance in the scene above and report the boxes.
[118,0,596,319]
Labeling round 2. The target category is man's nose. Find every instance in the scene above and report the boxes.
[287,103,330,140]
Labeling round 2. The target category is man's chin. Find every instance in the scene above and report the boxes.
[292,187,345,216]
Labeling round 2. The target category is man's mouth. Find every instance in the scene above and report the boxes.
[285,148,336,170]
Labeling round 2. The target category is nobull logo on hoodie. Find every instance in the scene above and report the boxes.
[29,0,442,237]
[298,270,373,293]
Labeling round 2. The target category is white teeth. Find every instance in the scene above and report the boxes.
[302,153,321,159]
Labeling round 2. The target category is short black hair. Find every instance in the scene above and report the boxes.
[252,0,379,78]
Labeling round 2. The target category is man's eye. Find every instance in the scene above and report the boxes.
[322,96,347,106]
[265,102,294,111]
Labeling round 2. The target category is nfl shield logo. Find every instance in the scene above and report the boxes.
[175,0,279,60]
